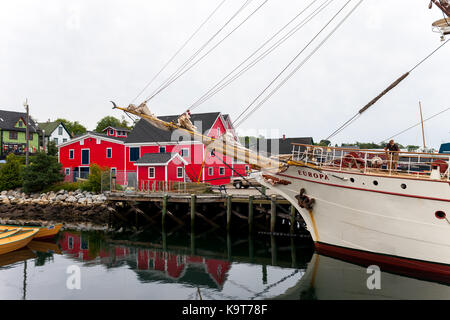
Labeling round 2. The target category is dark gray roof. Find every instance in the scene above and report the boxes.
[0,110,40,133]
[136,152,176,164]
[126,112,220,144]
[243,137,314,156]
[102,126,130,132]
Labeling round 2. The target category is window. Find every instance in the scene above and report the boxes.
[181,148,189,157]
[111,168,116,176]
[69,149,74,159]
[9,132,18,140]
[159,146,166,153]
[81,149,90,165]
[58,127,63,135]
[219,167,225,175]
[177,167,183,178]
[54,138,58,144]
[63,138,67,143]
[217,127,221,136]
[148,167,155,179]
[210,150,215,156]
[245,165,250,173]
[106,148,112,158]
[68,237,73,249]
[208,167,214,176]
[109,129,114,135]
[28,133,33,140]
[65,168,70,176]
[130,147,140,161]
[18,121,23,127]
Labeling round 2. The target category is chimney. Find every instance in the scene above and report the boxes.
[282,134,285,140]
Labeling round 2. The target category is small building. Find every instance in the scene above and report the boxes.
[0,109,41,159]
[38,121,72,146]
[134,153,188,190]
[102,126,130,138]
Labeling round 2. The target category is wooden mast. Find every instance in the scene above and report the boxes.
[419,101,427,150]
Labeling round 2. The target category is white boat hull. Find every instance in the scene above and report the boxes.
[257,165,450,276]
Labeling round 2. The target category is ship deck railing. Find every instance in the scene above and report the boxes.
[290,143,450,181]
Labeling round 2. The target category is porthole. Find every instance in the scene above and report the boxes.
[401,184,407,189]
[435,211,446,220]
[373,181,378,186]
[350,178,355,183]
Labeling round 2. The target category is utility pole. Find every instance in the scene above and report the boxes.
[24,99,29,166]
[42,129,46,153]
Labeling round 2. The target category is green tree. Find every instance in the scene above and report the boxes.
[0,154,23,191]
[47,140,58,156]
[317,140,331,146]
[94,116,130,133]
[21,153,63,193]
[55,118,87,137]
[81,163,109,193]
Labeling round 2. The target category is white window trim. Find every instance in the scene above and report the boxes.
[148,167,155,179]
[219,167,225,176]
[106,147,112,158]
[69,149,74,159]
[208,167,214,176]
[159,146,166,153]
[111,167,117,175]
[181,148,189,158]
[177,167,184,178]
[129,146,140,162]
[109,129,114,135]
[65,168,70,175]
[81,148,90,165]
[217,127,221,136]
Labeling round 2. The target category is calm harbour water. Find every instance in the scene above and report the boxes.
[0,229,449,300]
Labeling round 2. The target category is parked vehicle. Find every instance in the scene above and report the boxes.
[232,171,261,189]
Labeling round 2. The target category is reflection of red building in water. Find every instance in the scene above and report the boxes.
[59,232,231,288]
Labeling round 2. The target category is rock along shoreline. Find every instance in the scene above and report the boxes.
[0,189,113,231]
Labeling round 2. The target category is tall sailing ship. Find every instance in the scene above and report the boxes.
[115,0,450,281]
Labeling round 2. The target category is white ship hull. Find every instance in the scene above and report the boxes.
[257,165,450,279]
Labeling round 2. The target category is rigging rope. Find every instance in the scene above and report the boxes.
[130,0,228,105]
[326,38,450,140]
[143,0,256,103]
[188,0,333,112]
[233,0,362,128]
[382,106,450,142]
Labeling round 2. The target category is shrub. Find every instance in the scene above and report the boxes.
[0,154,23,191]
[47,141,58,156]
[81,163,109,193]
[21,152,63,193]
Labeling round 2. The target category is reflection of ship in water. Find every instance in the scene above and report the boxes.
[58,232,231,289]
[277,254,450,300]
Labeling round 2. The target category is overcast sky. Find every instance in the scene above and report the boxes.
[1,0,449,148]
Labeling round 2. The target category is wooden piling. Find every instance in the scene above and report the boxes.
[162,194,168,229]
[226,195,232,232]
[248,195,254,234]
[190,194,196,230]
[270,195,277,233]
[271,235,277,266]
[227,232,232,261]
[290,205,296,234]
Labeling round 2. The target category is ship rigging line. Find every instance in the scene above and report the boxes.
[143,0,264,104]
[129,0,228,105]
[382,106,450,142]
[233,0,363,128]
[326,38,450,141]
[188,0,333,112]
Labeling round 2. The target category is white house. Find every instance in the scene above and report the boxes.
[38,121,72,146]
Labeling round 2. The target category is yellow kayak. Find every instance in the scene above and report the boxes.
[0,228,39,255]
[0,228,22,240]
[0,223,62,240]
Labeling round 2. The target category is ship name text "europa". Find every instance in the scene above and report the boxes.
[298,170,330,180]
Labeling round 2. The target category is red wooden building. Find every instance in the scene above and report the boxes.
[58,112,248,187]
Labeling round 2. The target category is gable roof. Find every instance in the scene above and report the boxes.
[57,131,126,148]
[38,121,72,138]
[0,110,40,133]
[125,112,221,144]
[135,152,188,165]
[243,137,314,156]
[102,126,131,132]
